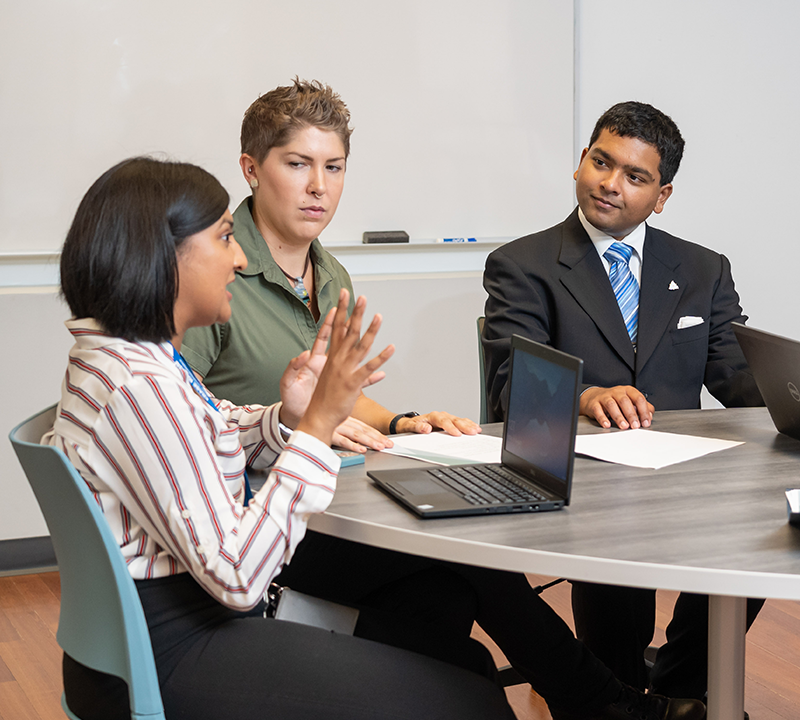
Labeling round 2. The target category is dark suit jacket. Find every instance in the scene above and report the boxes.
[482,209,763,421]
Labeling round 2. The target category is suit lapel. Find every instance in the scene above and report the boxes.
[558,212,637,370]
[637,227,684,372]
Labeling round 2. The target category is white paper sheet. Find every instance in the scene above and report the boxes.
[381,433,503,466]
[575,429,743,469]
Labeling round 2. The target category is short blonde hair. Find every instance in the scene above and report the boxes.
[241,78,352,163]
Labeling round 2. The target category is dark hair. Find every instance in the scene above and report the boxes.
[589,101,685,186]
[241,78,352,164]
[60,156,229,343]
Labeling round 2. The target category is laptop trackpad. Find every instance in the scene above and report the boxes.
[393,476,447,496]
[388,475,469,506]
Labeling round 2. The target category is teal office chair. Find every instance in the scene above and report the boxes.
[9,405,166,720]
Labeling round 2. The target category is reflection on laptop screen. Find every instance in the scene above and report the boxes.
[504,348,574,481]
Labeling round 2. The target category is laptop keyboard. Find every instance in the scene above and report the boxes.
[428,464,547,506]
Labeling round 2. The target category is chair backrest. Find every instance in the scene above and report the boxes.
[9,405,166,720]
[476,317,503,424]
[477,317,488,424]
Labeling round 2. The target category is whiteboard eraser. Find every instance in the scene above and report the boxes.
[362,231,409,244]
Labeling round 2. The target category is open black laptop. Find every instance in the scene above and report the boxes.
[733,323,800,441]
[368,334,583,518]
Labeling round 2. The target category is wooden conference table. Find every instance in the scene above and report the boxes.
[307,407,800,720]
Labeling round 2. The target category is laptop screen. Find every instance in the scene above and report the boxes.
[502,337,582,493]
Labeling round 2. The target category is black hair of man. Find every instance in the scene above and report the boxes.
[60,156,229,343]
[589,101,685,186]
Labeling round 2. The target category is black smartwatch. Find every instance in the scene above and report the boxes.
[389,411,419,435]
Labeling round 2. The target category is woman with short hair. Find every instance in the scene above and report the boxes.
[181,78,479,452]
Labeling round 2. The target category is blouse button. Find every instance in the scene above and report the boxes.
[195,544,205,555]
[181,509,192,519]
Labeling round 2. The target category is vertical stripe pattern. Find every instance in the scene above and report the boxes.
[604,241,639,345]
[43,319,339,610]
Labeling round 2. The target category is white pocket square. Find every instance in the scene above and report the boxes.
[677,316,704,329]
[669,281,679,290]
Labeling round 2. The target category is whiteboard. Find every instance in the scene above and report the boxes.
[0,0,575,255]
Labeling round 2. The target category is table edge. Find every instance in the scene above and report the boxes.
[309,511,800,600]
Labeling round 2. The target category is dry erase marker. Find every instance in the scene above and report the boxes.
[436,237,477,243]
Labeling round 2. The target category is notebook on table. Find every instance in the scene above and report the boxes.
[732,323,800,441]
[368,334,583,518]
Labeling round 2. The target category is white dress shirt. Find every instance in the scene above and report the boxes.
[578,207,646,285]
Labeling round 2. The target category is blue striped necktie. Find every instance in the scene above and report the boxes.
[604,242,639,345]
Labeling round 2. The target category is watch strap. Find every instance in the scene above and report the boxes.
[389,411,420,435]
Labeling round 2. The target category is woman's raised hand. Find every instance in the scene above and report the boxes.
[278,304,337,429]
[295,290,394,446]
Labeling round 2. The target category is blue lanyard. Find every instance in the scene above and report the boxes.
[172,345,253,506]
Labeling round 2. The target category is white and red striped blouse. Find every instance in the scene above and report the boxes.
[44,319,339,610]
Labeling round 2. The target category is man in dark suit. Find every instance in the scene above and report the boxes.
[482,101,764,700]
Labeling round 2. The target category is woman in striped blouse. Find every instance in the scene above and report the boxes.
[47,156,517,720]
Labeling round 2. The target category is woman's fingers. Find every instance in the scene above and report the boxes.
[288,349,311,370]
[359,345,395,387]
[330,289,353,342]
[353,312,383,357]
[331,294,382,366]
[296,291,394,446]
[310,307,337,357]
[333,416,391,452]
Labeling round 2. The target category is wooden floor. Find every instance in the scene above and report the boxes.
[0,572,62,720]
[1,571,799,719]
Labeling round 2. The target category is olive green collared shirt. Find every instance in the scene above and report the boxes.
[182,197,354,407]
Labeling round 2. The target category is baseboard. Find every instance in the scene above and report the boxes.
[0,536,56,576]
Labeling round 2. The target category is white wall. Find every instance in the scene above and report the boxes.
[350,273,487,419]
[1,290,73,539]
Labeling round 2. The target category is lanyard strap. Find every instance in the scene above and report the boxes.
[172,345,253,506]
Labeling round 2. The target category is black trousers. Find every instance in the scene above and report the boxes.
[276,531,622,716]
[571,581,765,697]
[64,571,517,720]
